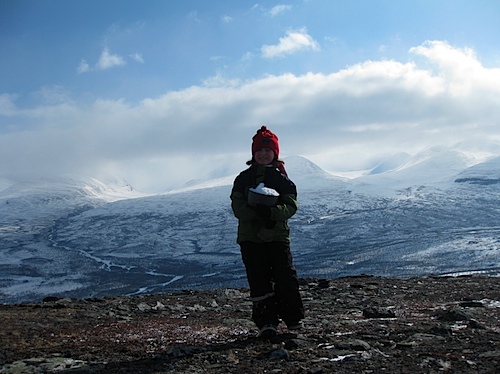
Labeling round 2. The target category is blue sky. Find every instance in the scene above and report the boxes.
[1,0,500,192]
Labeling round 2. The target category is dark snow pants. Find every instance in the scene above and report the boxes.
[240,241,304,328]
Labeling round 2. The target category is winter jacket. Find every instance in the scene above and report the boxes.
[230,164,298,244]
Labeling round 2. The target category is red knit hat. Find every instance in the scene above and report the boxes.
[252,125,279,158]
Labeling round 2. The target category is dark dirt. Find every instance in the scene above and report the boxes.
[1,275,499,373]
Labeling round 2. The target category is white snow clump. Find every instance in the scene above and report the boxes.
[249,182,279,196]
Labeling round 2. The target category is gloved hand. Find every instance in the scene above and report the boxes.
[254,204,271,219]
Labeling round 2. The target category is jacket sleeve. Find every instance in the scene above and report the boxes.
[268,169,298,221]
[231,190,258,220]
[270,192,298,221]
[230,172,258,221]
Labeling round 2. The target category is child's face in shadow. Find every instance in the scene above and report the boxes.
[254,148,275,165]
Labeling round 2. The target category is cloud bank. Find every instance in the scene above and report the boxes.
[1,41,500,192]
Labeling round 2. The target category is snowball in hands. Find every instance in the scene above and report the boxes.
[249,183,279,196]
[247,183,279,207]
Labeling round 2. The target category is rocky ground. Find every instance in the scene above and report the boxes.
[1,275,499,373]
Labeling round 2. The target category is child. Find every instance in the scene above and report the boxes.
[230,125,304,338]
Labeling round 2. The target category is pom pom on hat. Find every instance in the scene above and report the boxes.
[252,125,280,158]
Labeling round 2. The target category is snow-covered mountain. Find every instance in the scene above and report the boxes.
[454,156,500,184]
[1,147,499,303]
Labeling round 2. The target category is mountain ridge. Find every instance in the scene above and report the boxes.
[1,147,499,303]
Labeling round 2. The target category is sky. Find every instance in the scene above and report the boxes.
[1,0,500,192]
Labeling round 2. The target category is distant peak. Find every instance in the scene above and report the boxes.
[284,155,331,175]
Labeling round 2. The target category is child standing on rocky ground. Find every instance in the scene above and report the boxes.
[230,125,304,338]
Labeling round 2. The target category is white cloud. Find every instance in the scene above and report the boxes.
[77,48,127,73]
[221,15,233,23]
[96,48,126,70]
[269,4,292,17]
[241,51,254,61]
[129,53,144,63]
[209,55,224,62]
[0,94,18,116]
[261,28,320,58]
[32,85,71,104]
[1,41,500,192]
[77,59,90,74]
[188,10,201,23]
[410,40,500,95]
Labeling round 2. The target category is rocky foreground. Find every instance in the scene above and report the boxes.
[1,275,499,373]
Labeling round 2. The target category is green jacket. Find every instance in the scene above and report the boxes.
[230,164,298,244]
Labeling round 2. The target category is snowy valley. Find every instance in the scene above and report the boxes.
[1,146,499,303]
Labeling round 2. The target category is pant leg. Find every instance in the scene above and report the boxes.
[269,242,305,325]
[240,242,279,328]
